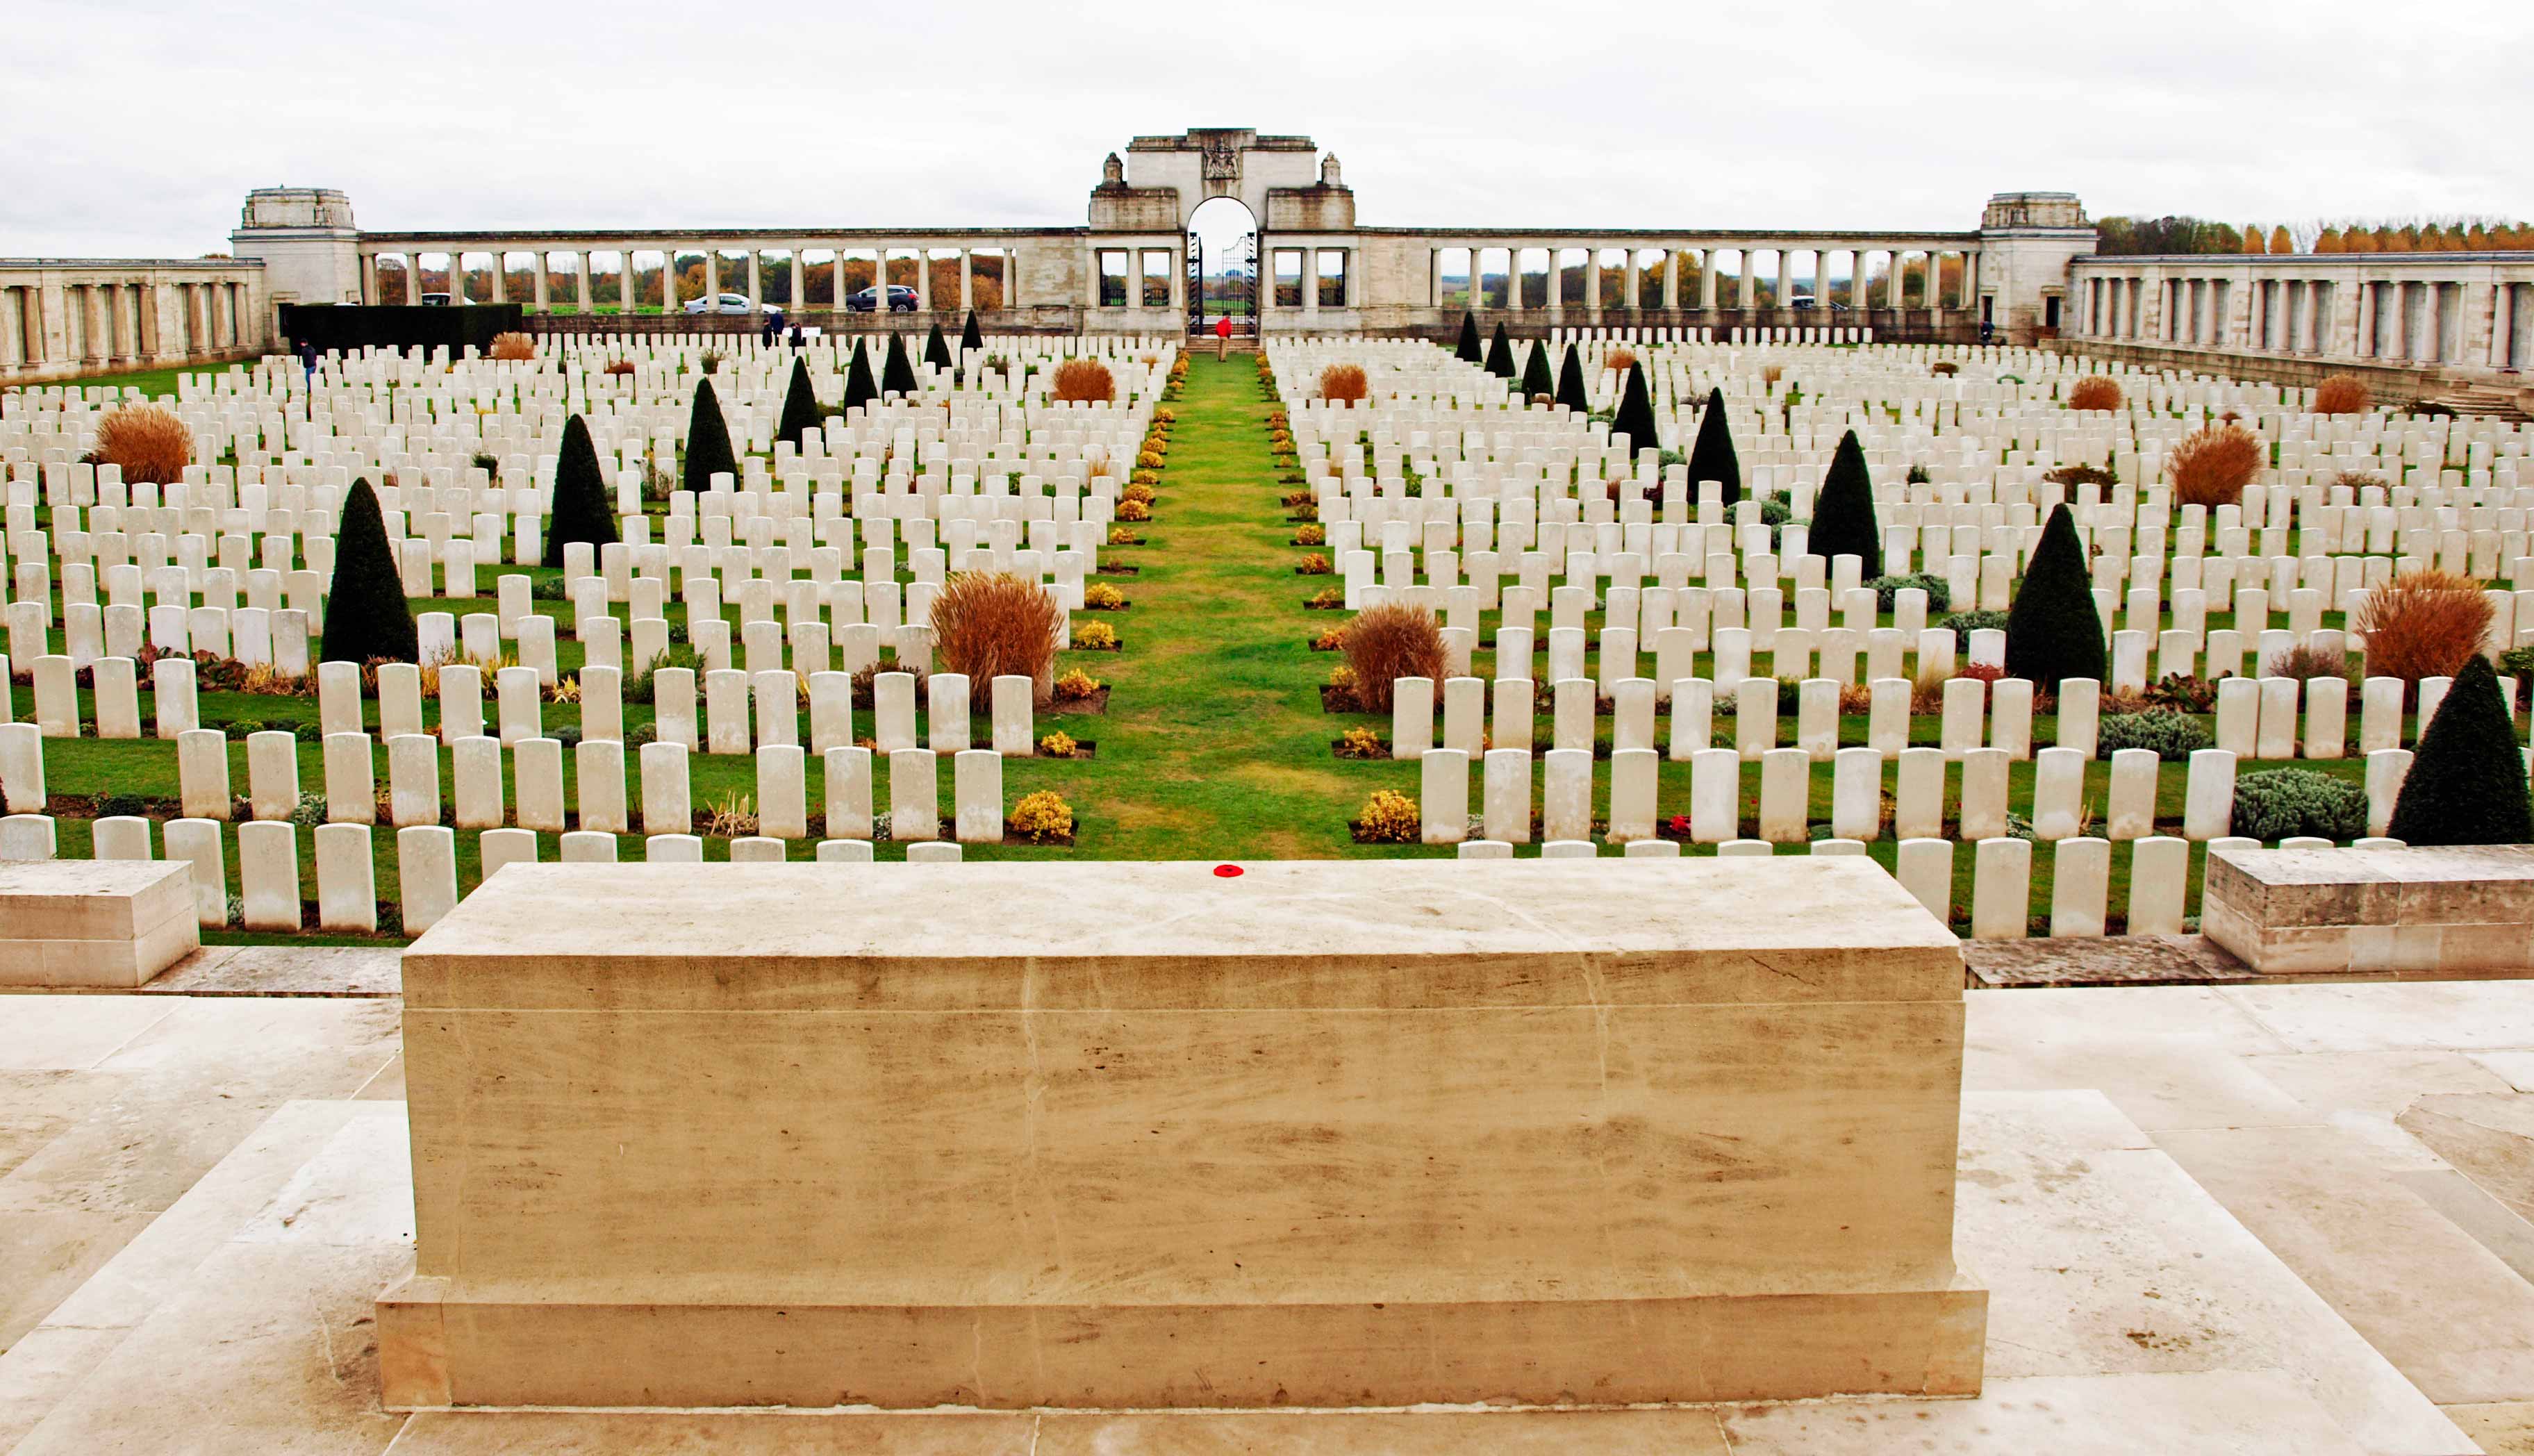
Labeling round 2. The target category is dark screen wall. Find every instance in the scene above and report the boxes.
[277,304,526,355]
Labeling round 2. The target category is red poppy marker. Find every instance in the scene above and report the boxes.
[1213,863,1243,877]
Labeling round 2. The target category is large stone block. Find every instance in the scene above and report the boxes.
[0,859,199,987]
[381,859,1982,1411]
[2204,843,2534,975]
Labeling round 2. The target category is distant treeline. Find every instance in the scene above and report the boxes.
[2096,215,2534,256]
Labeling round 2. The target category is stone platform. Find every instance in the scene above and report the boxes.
[383,859,1983,1410]
[8,963,2534,1452]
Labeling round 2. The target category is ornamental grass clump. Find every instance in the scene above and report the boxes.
[2167,422,2264,508]
[2066,375,2123,411]
[1051,358,1113,404]
[2354,570,2494,686]
[2313,373,2372,415]
[488,331,536,361]
[1319,363,1368,404]
[927,572,1062,693]
[91,405,192,485]
[1341,603,1447,713]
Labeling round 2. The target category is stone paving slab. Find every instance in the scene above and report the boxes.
[1964,932,2261,988]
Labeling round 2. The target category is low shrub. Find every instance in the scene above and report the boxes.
[1319,363,1369,404]
[1313,624,1349,651]
[1942,609,2010,636]
[2144,673,2217,713]
[1295,524,1325,546]
[1053,668,1102,699]
[1353,789,1420,843]
[2355,570,2493,685]
[603,358,636,377]
[1298,553,1332,575]
[91,405,192,485]
[1306,586,1345,609]
[2232,768,2367,842]
[1120,481,1154,505]
[1038,731,1077,759]
[1335,725,1386,759]
[1869,572,1952,613]
[2043,462,2116,488]
[1072,620,1118,650]
[2313,373,2371,415]
[1114,497,1151,522]
[1052,358,1114,404]
[1107,524,1143,546]
[1605,347,1637,376]
[2065,376,2123,411]
[1342,603,1448,713]
[2333,469,2387,492]
[488,331,536,361]
[1082,582,1125,610]
[1009,790,1075,843]
[2096,710,2213,761]
[2167,422,2264,508]
[1930,361,1960,377]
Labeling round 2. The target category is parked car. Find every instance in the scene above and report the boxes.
[684,292,782,317]
[419,292,454,306]
[845,284,919,313]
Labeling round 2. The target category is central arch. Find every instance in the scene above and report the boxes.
[1186,195,1257,338]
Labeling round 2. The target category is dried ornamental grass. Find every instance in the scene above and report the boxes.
[488,331,536,361]
[1051,358,1114,404]
[2354,570,2495,686]
[927,572,1062,690]
[1341,603,1447,713]
[1605,348,1637,376]
[2065,376,2123,411]
[91,405,192,484]
[2313,374,2372,415]
[2166,422,2264,508]
[1318,363,1369,404]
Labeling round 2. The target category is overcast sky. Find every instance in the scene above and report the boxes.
[10,0,2528,258]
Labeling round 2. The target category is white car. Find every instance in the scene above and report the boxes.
[684,292,784,317]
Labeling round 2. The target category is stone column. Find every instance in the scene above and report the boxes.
[1500,247,1516,311]
[1737,251,1753,311]
[789,250,804,314]
[1005,245,1020,309]
[574,251,592,313]
[958,250,972,313]
[1775,249,1791,314]
[1303,245,1318,319]
[489,253,506,304]
[188,283,210,356]
[916,247,932,313]
[1622,249,1639,315]
[746,250,762,311]
[533,253,550,311]
[1662,250,1680,311]
[1584,248,1602,315]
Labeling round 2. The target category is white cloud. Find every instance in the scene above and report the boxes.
[7,0,2528,257]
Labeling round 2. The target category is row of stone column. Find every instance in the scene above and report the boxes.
[0,276,247,374]
[1426,245,1979,313]
[2076,265,2534,371]
[360,246,1015,313]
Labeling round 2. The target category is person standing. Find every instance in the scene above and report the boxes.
[1214,312,1232,360]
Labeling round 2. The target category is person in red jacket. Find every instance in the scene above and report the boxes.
[1214,312,1232,358]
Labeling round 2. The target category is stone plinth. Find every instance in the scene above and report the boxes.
[2204,844,2534,975]
[380,859,1983,1411]
[0,859,200,987]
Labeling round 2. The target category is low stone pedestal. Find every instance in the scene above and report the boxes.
[2203,843,2534,975]
[380,859,1984,1411]
[0,860,200,988]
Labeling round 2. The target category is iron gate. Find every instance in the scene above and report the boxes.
[1186,227,1259,337]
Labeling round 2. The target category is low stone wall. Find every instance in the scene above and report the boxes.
[2053,338,2478,399]
[0,860,199,988]
[2203,844,2534,975]
[380,857,1983,1411]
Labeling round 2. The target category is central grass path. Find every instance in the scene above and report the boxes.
[1068,351,1414,859]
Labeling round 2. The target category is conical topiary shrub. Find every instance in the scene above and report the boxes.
[924,321,951,370]
[1455,311,1482,362]
[882,331,917,397]
[1521,340,1555,399]
[681,377,736,493]
[2002,504,2106,694]
[2387,656,2534,845]
[775,356,821,450]
[843,338,877,413]
[1686,386,1742,506]
[1555,344,1589,414]
[1610,362,1659,454]
[543,414,620,568]
[1807,429,1882,578]
[320,477,417,665]
[961,308,983,353]
[1484,322,1514,379]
